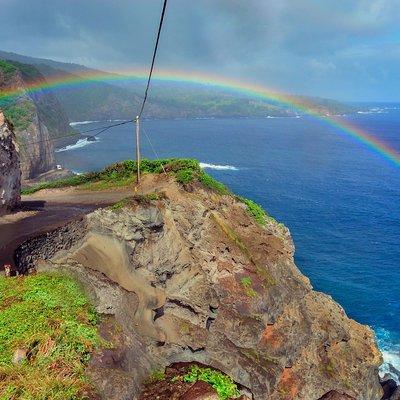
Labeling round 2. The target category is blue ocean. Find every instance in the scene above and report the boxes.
[56,108,400,377]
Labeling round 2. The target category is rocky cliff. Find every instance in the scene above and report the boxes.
[19,172,383,400]
[0,112,20,213]
[0,60,73,179]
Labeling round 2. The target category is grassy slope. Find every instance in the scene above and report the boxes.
[0,274,102,399]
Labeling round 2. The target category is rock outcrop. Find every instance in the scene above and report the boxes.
[0,112,20,213]
[22,175,383,399]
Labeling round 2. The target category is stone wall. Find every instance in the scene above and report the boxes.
[14,217,88,273]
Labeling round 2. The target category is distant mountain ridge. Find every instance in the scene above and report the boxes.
[0,50,357,121]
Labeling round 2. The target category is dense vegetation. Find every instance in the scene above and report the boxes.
[0,274,102,399]
[0,59,74,137]
[1,100,36,131]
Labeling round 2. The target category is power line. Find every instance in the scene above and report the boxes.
[9,0,168,166]
[79,120,134,134]
[137,0,168,119]
[142,124,167,174]
[135,0,168,184]
[17,119,133,148]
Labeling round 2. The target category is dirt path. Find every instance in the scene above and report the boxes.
[0,186,135,269]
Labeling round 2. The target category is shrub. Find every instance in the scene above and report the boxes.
[240,276,257,298]
[240,276,252,288]
[176,169,194,184]
[183,365,240,399]
[237,197,267,226]
[199,172,229,194]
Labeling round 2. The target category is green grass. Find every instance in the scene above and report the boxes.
[240,276,257,298]
[182,365,240,399]
[176,168,194,184]
[237,197,267,226]
[1,100,36,131]
[199,172,230,194]
[240,276,252,288]
[145,369,166,384]
[0,273,102,399]
[21,158,231,196]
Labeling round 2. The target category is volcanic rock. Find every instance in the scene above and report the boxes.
[180,381,219,400]
[0,112,20,214]
[30,174,383,400]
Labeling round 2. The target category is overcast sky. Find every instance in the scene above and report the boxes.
[0,0,399,101]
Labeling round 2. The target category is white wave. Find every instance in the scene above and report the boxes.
[376,327,400,383]
[56,137,98,153]
[69,120,101,126]
[357,108,389,115]
[380,350,400,383]
[200,162,238,171]
[266,115,301,119]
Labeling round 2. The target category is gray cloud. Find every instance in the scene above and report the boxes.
[0,0,399,101]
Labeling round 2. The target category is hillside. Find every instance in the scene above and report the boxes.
[1,159,385,400]
[0,51,357,121]
[0,60,75,178]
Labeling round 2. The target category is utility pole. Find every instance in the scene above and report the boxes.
[135,116,140,185]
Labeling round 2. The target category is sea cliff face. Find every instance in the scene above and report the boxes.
[18,114,55,179]
[0,112,20,213]
[0,60,73,179]
[19,174,383,400]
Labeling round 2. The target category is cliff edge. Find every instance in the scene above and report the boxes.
[16,161,383,400]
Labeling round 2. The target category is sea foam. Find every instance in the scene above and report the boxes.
[200,162,238,171]
[56,137,98,153]
[69,120,101,126]
[377,327,400,383]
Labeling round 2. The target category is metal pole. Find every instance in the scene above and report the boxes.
[135,116,140,185]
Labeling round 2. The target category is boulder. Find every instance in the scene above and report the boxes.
[12,348,27,364]
[318,390,355,399]
[381,379,398,399]
[389,386,400,400]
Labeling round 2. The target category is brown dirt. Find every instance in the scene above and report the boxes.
[0,179,141,269]
[138,364,193,400]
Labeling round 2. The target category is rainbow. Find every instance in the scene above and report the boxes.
[1,67,399,168]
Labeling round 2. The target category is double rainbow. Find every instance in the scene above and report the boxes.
[0,67,399,168]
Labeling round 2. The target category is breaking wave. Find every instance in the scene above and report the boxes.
[56,137,98,153]
[376,327,400,383]
[69,120,101,126]
[200,162,238,171]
